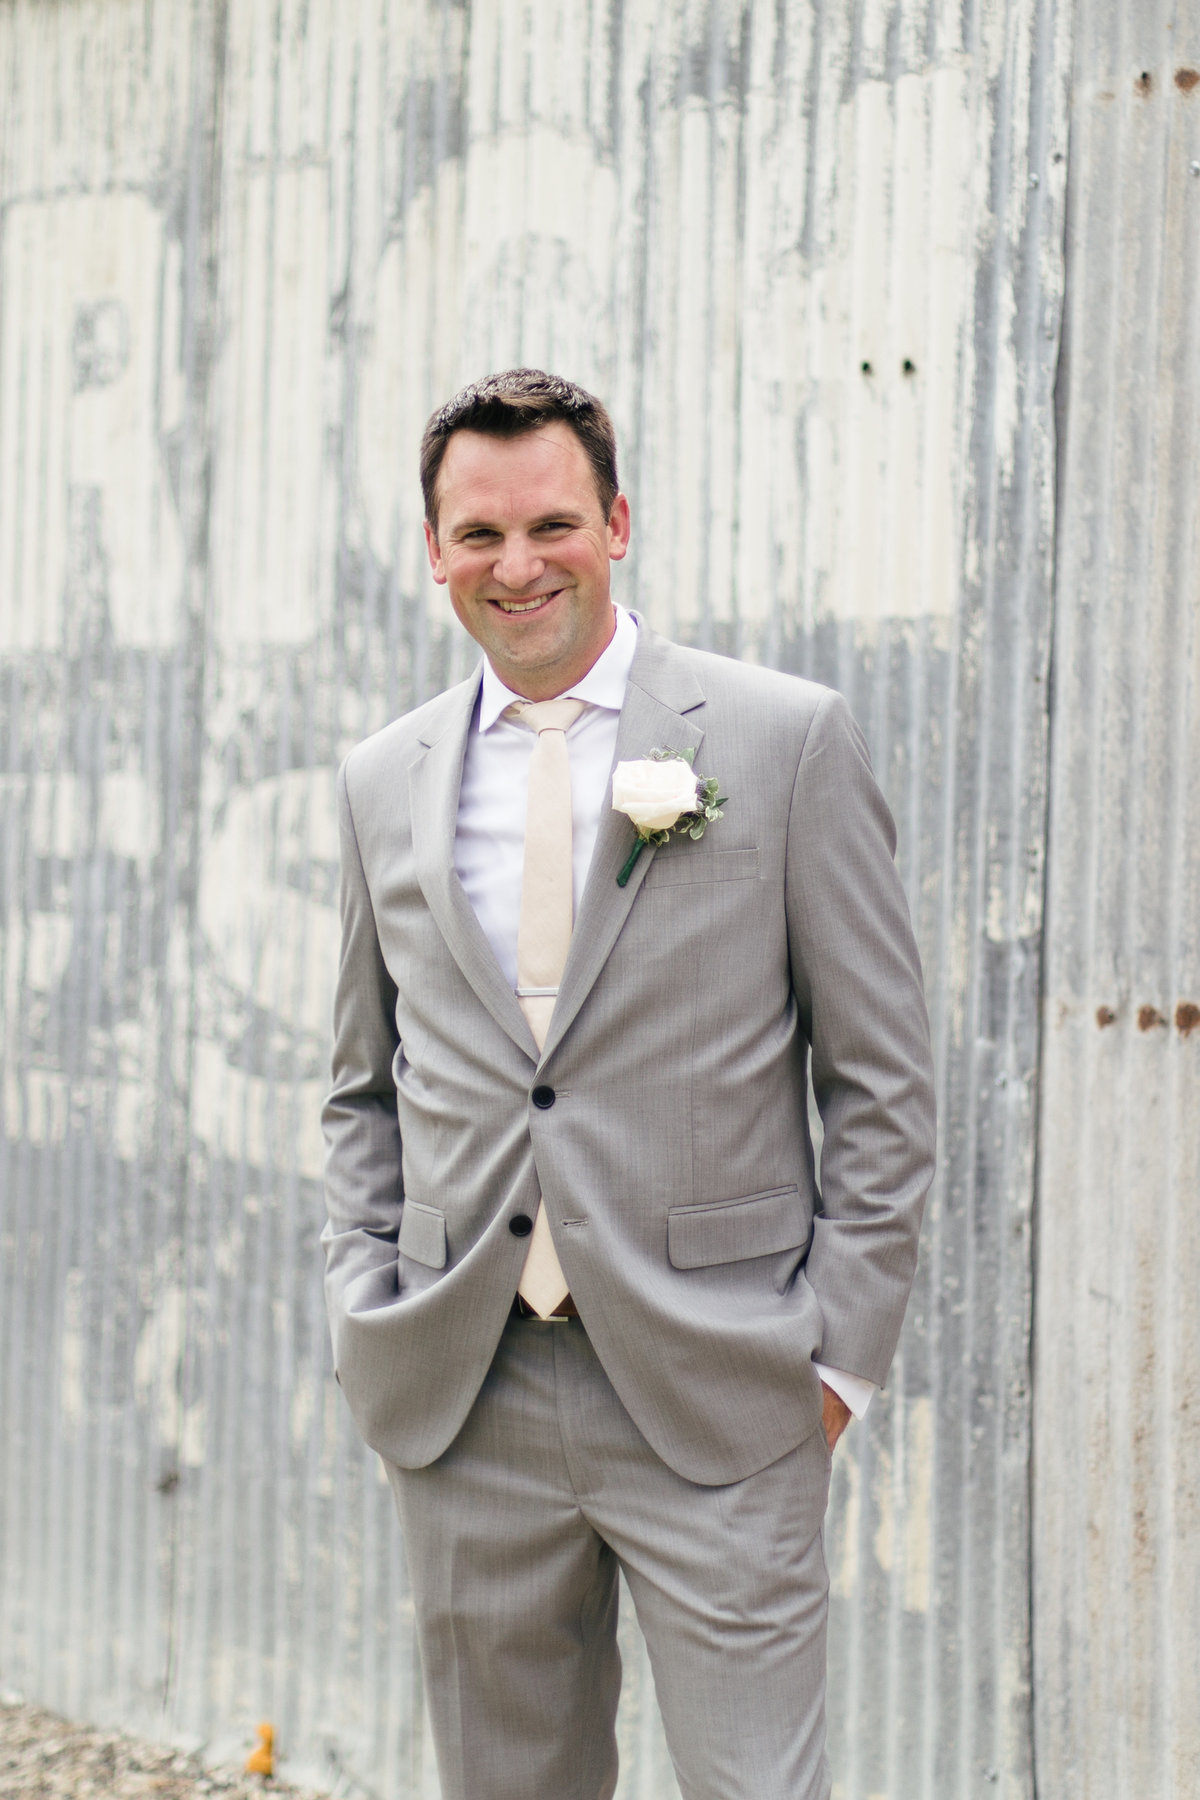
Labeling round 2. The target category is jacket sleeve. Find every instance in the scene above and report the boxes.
[320,759,407,1362]
[785,689,937,1385]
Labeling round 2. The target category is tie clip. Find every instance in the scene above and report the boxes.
[517,985,559,998]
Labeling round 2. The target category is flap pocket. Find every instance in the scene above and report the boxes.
[667,1185,804,1270]
[646,846,760,888]
[398,1200,447,1269]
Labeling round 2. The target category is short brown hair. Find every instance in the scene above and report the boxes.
[420,368,619,533]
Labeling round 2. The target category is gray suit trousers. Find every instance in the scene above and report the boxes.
[387,1314,833,1800]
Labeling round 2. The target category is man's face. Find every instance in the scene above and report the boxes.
[425,420,631,700]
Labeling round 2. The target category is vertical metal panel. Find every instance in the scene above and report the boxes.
[1034,4,1200,1794]
[0,3,1070,1795]
[0,0,214,1738]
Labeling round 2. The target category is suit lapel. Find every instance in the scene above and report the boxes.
[408,672,540,1063]
[539,625,707,1062]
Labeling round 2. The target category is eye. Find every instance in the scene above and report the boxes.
[537,519,573,534]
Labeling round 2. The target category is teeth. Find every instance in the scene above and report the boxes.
[496,594,553,613]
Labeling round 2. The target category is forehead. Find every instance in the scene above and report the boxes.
[436,421,599,524]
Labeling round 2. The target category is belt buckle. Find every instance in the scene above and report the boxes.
[513,1292,575,1322]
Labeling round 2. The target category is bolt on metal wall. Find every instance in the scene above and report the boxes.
[1035,3,1200,1794]
[0,1,1071,1795]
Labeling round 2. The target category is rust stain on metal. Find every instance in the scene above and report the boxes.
[1095,1005,1118,1027]
[1135,71,1154,96]
[1136,1004,1167,1031]
[1175,1002,1200,1037]
[1174,67,1200,93]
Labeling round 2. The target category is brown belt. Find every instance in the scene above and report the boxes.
[512,1292,580,1321]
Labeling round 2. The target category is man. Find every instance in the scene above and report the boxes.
[321,369,936,1800]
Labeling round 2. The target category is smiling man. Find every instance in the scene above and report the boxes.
[321,368,936,1800]
[424,413,631,697]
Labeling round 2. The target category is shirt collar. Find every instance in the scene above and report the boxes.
[477,604,638,732]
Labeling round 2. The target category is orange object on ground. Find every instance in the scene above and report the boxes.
[245,1721,274,1775]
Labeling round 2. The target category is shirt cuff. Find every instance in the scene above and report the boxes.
[814,1362,877,1420]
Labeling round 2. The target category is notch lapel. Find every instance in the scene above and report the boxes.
[408,674,540,1063]
[539,628,707,1063]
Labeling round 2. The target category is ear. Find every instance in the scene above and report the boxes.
[607,492,631,563]
[424,519,448,585]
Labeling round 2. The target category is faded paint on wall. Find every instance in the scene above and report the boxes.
[0,191,187,650]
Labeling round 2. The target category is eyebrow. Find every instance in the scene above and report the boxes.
[447,508,589,536]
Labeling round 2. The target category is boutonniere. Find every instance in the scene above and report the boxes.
[611,748,728,886]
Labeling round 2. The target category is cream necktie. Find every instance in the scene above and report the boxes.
[507,696,585,1317]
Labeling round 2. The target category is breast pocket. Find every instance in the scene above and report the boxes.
[667,1184,805,1269]
[644,845,760,889]
[397,1200,447,1269]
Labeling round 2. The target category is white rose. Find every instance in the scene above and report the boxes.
[611,757,701,833]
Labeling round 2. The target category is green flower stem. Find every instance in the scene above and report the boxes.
[616,837,647,887]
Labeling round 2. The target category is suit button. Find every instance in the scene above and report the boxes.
[531,1085,556,1109]
[509,1214,534,1237]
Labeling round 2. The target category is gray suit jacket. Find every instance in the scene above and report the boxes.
[321,621,936,1485]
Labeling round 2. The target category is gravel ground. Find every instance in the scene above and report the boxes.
[0,1697,332,1800]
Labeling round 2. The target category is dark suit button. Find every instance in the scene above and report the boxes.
[531,1085,556,1109]
[509,1214,534,1237]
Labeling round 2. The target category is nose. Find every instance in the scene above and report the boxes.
[493,533,545,592]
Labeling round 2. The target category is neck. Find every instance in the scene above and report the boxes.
[493,607,617,701]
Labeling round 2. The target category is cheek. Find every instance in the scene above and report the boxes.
[563,547,606,587]
[445,582,484,633]
[445,556,487,599]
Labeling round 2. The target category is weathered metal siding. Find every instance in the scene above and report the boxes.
[1034,5,1200,1795]
[0,3,1072,1795]
[0,0,215,1742]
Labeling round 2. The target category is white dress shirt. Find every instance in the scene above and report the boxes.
[454,605,638,988]
[452,604,875,1421]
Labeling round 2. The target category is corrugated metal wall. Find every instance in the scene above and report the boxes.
[8,1,1186,1796]
[1034,3,1200,1795]
[0,0,212,1750]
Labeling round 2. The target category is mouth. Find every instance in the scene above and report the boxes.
[488,589,563,616]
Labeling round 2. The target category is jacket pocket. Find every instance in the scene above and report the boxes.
[667,1184,804,1269]
[397,1200,447,1269]
[645,845,759,888]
